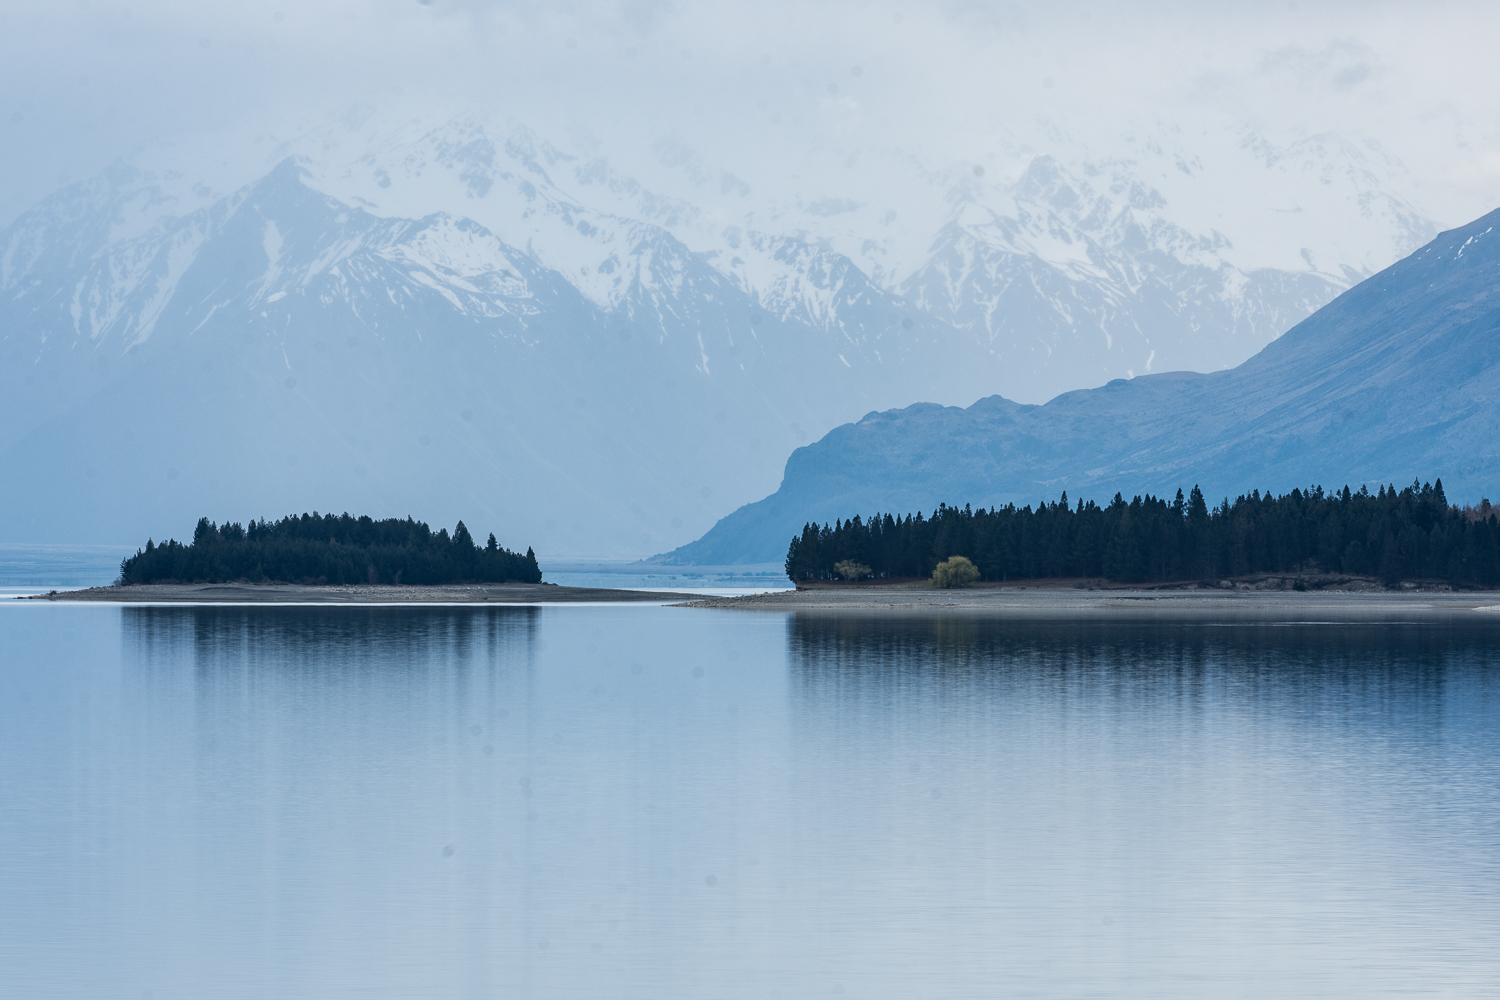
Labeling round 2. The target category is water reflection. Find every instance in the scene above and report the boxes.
[125,604,540,671]
[778,611,1500,998]
[787,612,1492,729]
[1,605,1497,998]
[790,609,1495,674]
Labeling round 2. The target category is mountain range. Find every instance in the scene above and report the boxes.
[0,109,1441,555]
[668,207,1500,565]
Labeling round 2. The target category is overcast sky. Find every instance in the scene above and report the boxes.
[3,0,1498,228]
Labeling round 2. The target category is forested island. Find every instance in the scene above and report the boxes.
[119,513,542,585]
[784,480,1500,587]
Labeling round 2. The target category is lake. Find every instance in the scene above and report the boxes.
[2,602,1497,997]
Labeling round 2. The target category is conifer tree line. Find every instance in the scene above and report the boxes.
[119,513,542,585]
[784,480,1500,586]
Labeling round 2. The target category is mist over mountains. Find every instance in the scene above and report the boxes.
[0,109,1443,555]
[672,207,1500,566]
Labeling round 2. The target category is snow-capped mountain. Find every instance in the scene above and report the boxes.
[899,155,1346,399]
[0,107,1443,556]
[102,106,1436,392]
[0,157,911,555]
[885,124,1437,400]
[668,206,1500,566]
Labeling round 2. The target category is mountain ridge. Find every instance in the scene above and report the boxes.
[0,154,951,551]
[0,109,1450,555]
[662,207,1500,566]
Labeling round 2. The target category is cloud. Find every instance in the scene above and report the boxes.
[1258,39,1383,92]
[1,0,1498,227]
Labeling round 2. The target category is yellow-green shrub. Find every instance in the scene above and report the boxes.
[931,555,979,588]
[833,560,872,581]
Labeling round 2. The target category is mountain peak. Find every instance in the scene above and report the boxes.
[1013,154,1077,209]
[668,202,1500,564]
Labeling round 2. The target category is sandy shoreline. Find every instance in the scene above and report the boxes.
[20,582,701,604]
[679,585,1500,615]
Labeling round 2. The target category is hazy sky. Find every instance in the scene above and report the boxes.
[3,0,1498,228]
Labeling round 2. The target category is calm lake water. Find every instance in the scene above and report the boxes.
[2,603,1498,998]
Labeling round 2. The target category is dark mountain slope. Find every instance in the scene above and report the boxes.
[666,208,1500,565]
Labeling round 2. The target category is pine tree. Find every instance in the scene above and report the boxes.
[776,477,1498,588]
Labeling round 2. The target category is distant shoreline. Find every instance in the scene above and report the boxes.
[21,581,1500,615]
[19,582,699,604]
[679,584,1500,614]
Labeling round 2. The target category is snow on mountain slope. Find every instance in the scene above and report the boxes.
[2,158,576,366]
[286,112,965,386]
[898,154,1354,400]
[132,107,1438,388]
[637,112,1438,400]
[0,105,1447,554]
[883,117,1439,400]
[705,112,1436,293]
[666,206,1500,566]
[0,155,941,552]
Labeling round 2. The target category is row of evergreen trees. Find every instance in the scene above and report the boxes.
[119,513,542,585]
[785,480,1500,586]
